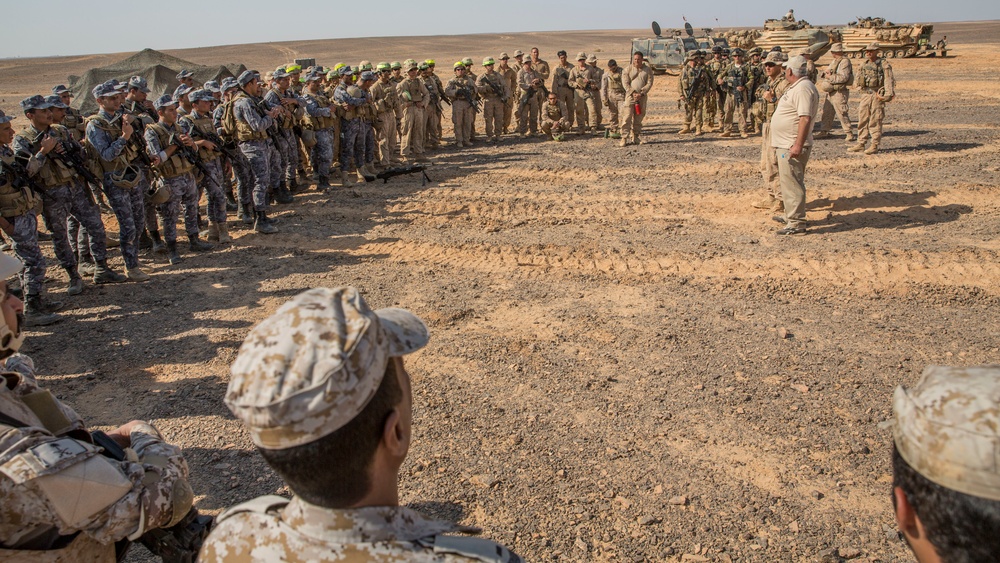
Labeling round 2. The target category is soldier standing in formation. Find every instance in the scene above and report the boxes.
[551,51,575,130]
[619,52,654,147]
[678,51,709,135]
[569,52,600,135]
[498,53,518,135]
[719,48,754,138]
[179,89,230,244]
[587,54,604,131]
[516,59,542,137]
[300,71,336,189]
[849,42,894,155]
[445,63,477,148]
[476,58,509,144]
[816,43,854,140]
[601,59,625,140]
[704,46,726,130]
[231,70,283,234]
[371,64,401,168]
[397,62,430,163]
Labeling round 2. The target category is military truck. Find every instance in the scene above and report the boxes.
[632,22,728,76]
[833,19,936,58]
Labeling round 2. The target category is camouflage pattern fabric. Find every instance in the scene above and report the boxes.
[40,180,109,268]
[101,172,145,270]
[199,158,228,224]
[7,214,45,296]
[156,172,199,242]
[310,129,334,178]
[238,140,272,211]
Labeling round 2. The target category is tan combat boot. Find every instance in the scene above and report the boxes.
[217,222,232,244]
[203,222,220,242]
[752,195,777,209]
[847,143,866,153]
[695,126,704,136]
[864,144,879,155]
[678,126,691,134]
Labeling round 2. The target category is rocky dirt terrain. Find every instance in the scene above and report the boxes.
[2,20,999,563]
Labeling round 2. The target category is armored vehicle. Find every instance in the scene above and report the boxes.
[833,19,936,58]
[747,18,833,57]
[632,22,728,76]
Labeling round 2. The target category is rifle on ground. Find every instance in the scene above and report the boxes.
[374,164,431,186]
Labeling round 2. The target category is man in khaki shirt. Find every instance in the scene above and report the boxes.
[769,55,819,235]
[619,52,654,146]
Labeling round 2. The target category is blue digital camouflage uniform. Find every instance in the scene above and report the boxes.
[11,129,109,272]
[301,93,334,179]
[179,112,227,224]
[214,104,254,207]
[233,95,276,211]
[0,145,45,295]
[85,109,144,269]
[144,123,200,242]
[263,87,300,185]
[333,85,368,170]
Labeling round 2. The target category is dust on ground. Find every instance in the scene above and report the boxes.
[5,21,1000,563]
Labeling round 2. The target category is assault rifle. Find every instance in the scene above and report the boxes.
[458,88,481,114]
[26,132,100,205]
[92,431,213,563]
[238,88,281,139]
[184,122,239,162]
[685,68,703,102]
[112,111,158,172]
[519,79,549,112]
[1,155,43,194]
[374,164,431,186]
[167,133,212,180]
[485,77,508,103]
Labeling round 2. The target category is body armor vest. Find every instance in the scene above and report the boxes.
[147,123,194,179]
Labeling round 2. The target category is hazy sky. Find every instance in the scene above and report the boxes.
[4,0,996,59]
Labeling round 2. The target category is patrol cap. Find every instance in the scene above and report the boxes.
[188,89,214,103]
[360,71,376,82]
[305,72,323,82]
[273,67,289,79]
[176,69,194,80]
[403,59,416,67]
[513,50,524,57]
[390,61,402,69]
[830,43,845,53]
[128,76,150,93]
[203,80,220,93]
[891,365,1000,501]
[764,51,787,65]
[0,109,12,125]
[405,61,418,71]
[499,52,510,60]
[783,55,809,74]
[44,95,68,109]
[20,95,53,112]
[338,65,354,76]
[174,84,193,98]
[225,287,430,450]
[482,57,495,66]
[92,82,117,98]
[153,94,178,110]
[749,47,763,55]
[52,85,71,96]
[220,77,239,92]
[237,70,257,86]
[865,42,881,52]
[587,54,598,64]
[576,51,587,61]
[522,58,533,65]
[685,51,699,61]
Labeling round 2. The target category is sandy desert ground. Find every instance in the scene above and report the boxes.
[1,20,999,562]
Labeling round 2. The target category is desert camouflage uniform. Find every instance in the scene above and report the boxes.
[397,75,429,160]
[12,126,110,273]
[145,122,200,243]
[428,71,448,145]
[0,354,191,560]
[854,57,895,151]
[516,67,542,136]
[540,99,570,139]
[551,62,575,129]
[721,63,753,135]
[679,63,710,132]
[601,67,626,135]
[476,69,509,141]
[371,79,400,166]
[60,107,87,142]
[530,58,550,128]
[498,64,518,134]
[199,497,521,563]
[179,111,227,225]
[588,62,604,129]
[568,64,600,133]
[819,56,854,138]
[704,57,726,127]
[445,74,478,145]
[421,73,445,149]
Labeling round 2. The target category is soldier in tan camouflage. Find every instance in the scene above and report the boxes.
[445,63,478,147]
[678,52,710,135]
[816,43,854,140]
[419,63,443,150]
[199,287,522,563]
[476,58,509,143]
[0,253,194,561]
[529,48,550,130]
[889,365,1000,563]
[849,42,895,155]
[587,55,604,131]
[516,59,543,137]
[619,52,654,146]
[397,62,430,162]
[601,59,625,139]
[551,50,575,130]
[498,53,518,135]
[569,52,600,135]
[541,92,570,141]
[372,63,401,167]
[752,51,790,212]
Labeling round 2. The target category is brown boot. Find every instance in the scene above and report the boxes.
[217,222,232,244]
[864,144,879,155]
[848,143,866,153]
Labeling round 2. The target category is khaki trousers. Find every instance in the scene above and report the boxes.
[400,104,425,157]
[760,122,779,198]
[452,100,474,143]
[856,90,885,146]
[776,145,812,228]
[820,88,852,136]
[557,88,575,128]
[618,95,647,141]
[424,106,441,148]
[482,98,503,139]
[574,91,597,132]
[722,92,749,133]
[605,95,622,133]
[503,99,514,133]
[376,111,399,165]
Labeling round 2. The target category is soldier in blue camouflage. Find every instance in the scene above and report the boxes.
[15,94,127,295]
[232,71,283,233]
[0,109,62,327]
[52,85,86,142]
[0,253,195,561]
[200,287,521,563]
[334,67,371,181]
[262,69,300,201]
[216,78,255,224]
[180,89,230,244]
[144,95,214,264]
[121,76,165,255]
[301,72,335,189]
[84,82,152,281]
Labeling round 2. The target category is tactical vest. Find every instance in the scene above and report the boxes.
[371,82,398,116]
[858,61,885,90]
[179,113,222,161]
[147,123,194,179]
[479,73,505,100]
[270,88,295,130]
[302,93,335,129]
[231,93,268,142]
[544,103,563,121]
[60,108,84,141]
[85,115,138,173]
[399,78,425,104]
[15,126,77,189]
[553,65,571,91]
[607,70,626,96]
[0,154,40,218]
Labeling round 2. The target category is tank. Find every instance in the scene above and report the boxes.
[632,22,728,76]
[833,19,936,58]
[740,18,832,57]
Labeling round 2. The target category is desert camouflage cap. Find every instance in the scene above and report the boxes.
[830,42,845,53]
[513,50,524,57]
[764,51,787,64]
[0,109,12,125]
[226,287,430,450]
[865,42,881,51]
[587,54,598,63]
[576,51,587,61]
[892,365,1000,501]
[499,52,510,60]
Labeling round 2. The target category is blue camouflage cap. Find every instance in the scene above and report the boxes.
[304,72,322,82]
[338,65,353,77]
[203,80,220,93]
[220,77,239,92]
[44,95,68,109]
[21,95,54,111]
[173,83,193,99]
[92,81,120,98]
[0,109,13,125]
[51,84,71,95]
[360,71,376,82]
[188,88,214,103]
[176,69,194,80]
[128,76,150,93]
[273,67,289,79]
[153,94,178,110]
[107,79,127,92]
[237,70,257,86]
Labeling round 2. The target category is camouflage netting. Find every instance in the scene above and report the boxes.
[67,48,246,115]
